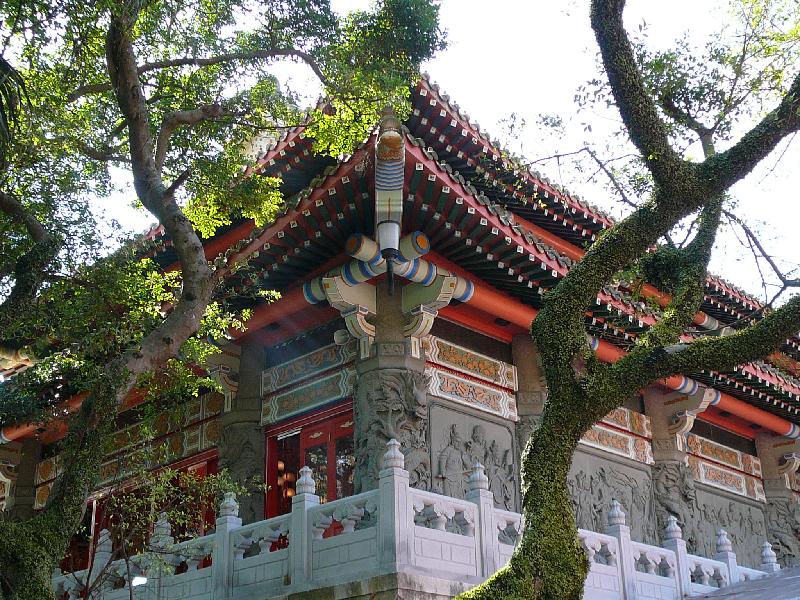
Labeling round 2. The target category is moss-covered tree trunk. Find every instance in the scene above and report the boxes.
[459,1,800,597]
[0,365,130,599]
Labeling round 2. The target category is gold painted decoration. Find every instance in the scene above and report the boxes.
[425,337,516,391]
[428,368,517,421]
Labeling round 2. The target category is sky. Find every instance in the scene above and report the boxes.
[98,0,799,305]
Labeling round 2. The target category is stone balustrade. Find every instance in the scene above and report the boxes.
[52,441,781,600]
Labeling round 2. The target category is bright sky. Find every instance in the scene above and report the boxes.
[99,0,799,304]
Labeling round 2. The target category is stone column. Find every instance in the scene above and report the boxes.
[7,438,41,519]
[218,339,265,524]
[644,388,700,551]
[511,334,546,456]
[756,434,800,566]
[353,285,430,494]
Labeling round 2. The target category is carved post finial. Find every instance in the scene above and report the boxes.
[297,465,316,495]
[153,512,172,538]
[382,438,405,470]
[219,491,239,518]
[761,541,780,572]
[663,515,683,541]
[95,528,112,554]
[150,513,174,550]
[468,462,489,492]
[715,529,732,554]
[608,499,626,527]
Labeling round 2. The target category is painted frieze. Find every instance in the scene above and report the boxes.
[424,336,517,391]
[33,392,226,507]
[427,368,517,421]
[261,340,356,395]
[261,368,356,425]
[579,407,653,465]
[687,434,765,502]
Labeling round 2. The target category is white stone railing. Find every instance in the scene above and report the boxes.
[52,440,782,599]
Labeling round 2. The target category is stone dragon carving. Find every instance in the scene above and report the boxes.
[218,422,264,524]
[354,369,431,493]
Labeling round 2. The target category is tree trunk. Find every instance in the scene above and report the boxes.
[0,365,130,599]
[458,384,593,599]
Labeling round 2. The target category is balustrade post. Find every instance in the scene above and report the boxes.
[761,540,781,573]
[465,463,497,578]
[661,515,691,597]
[605,500,638,600]
[87,528,113,592]
[378,439,411,572]
[212,492,242,600]
[130,512,177,600]
[288,466,320,590]
[713,529,739,586]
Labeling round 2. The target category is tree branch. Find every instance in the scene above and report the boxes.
[650,294,800,379]
[0,189,60,327]
[724,208,800,289]
[0,189,48,243]
[699,70,800,194]
[69,48,334,102]
[105,13,214,377]
[155,103,224,173]
[590,0,691,186]
[658,94,716,157]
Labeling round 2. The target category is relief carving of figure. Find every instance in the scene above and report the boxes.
[567,466,655,544]
[652,462,699,550]
[486,440,514,510]
[433,422,517,510]
[354,369,430,493]
[436,425,470,497]
[466,425,488,468]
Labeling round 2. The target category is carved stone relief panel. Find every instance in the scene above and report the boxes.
[765,497,800,567]
[353,369,430,494]
[429,403,517,511]
[691,486,767,568]
[218,421,265,524]
[650,460,768,568]
[568,449,657,545]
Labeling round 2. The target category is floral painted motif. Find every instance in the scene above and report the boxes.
[426,336,516,390]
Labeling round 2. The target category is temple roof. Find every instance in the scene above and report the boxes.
[3,75,799,433]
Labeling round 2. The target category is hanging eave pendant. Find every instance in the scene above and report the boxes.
[374,109,405,295]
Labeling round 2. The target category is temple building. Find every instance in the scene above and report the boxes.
[3,75,800,599]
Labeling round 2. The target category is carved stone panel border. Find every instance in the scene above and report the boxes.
[424,336,517,391]
[427,367,517,421]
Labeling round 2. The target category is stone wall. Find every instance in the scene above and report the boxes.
[255,327,793,571]
[566,444,769,568]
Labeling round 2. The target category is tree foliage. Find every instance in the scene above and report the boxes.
[0,0,444,597]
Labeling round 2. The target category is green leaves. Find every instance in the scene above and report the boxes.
[0,57,28,159]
